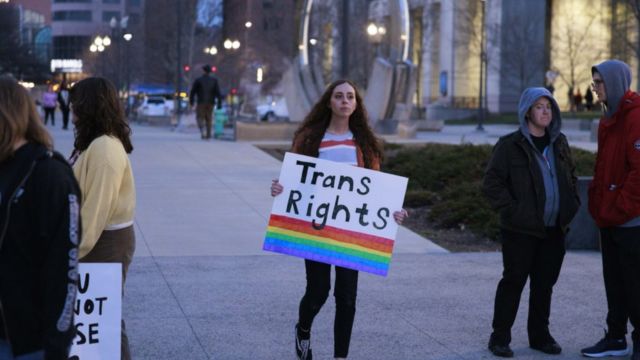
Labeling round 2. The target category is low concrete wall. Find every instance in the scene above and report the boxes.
[566,176,600,250]
[414,119,444,131]
[235,121,298,141]
[138,115,174,126]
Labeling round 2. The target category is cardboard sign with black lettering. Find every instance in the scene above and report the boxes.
[263,152,408,276]
[68,263,122,360]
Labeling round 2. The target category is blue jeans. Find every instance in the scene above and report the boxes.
[0,339,44,360]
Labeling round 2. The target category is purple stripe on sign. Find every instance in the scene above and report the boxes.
[263,243,388,276]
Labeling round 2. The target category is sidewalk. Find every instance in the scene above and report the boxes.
[48,122,607,360]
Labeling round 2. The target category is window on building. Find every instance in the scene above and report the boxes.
[53,35,91,58]
[53,0,91,3]
[52,11,92,21]
[128,13,140,25]
[263,18,281,31]
[103,0,121,3]
[129,0,141,6]
[102,11,120,22]
[263,0,273,9]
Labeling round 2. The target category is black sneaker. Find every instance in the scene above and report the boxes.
[581,330,629,357]
[488,335,513,358]
[530,341,562,355]
[295,324,312,360]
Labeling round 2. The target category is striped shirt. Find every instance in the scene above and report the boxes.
[318,131,357,165]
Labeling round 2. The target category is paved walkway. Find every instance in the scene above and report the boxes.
[48,122,611,360]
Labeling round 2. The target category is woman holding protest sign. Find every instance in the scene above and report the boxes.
[69,77,136,360]
[0,76,81,359]
[271,79,408,360]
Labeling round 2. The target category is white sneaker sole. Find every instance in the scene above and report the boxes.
[581,348,630,358]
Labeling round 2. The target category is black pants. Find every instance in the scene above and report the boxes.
[491,228,565,345]
[298,259,358,358]
[601,226,640,342]
[43,107,55,125]
[61,109,70,129]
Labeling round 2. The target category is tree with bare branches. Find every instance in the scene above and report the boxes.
[551,1,603,110]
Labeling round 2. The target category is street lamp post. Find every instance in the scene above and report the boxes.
[110,16,128,95]
[367,22,386,56]
[176,0,182,126]
[123,32,133,116]
[90,35,110,76]
[477,0,487,132]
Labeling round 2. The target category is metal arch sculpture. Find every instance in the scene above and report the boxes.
[285,0,415,131]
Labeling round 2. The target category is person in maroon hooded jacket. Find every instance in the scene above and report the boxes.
[581,60,640,360]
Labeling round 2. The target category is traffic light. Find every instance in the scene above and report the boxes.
[211,66,217,73]
[231,88,237,94]
[183,65,191,72]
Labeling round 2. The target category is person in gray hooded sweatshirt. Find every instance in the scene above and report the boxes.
[483,87,580,358]
[581,60,640,360]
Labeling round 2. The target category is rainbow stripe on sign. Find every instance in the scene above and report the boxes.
[263,214,395,276]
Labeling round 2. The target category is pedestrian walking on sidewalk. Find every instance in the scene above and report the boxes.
[69,77,136,360]
[482,87,580,358]
[0,76,81,359]
[42,85,57,126]
[581,60,640,360]
[189,64,223,140]
[270,80,408,360]
[57,81,71,130]
[585,87,594,111]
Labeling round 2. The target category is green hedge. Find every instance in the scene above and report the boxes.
[382,143,596,240]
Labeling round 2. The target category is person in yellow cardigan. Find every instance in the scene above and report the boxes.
[69,77,135,360]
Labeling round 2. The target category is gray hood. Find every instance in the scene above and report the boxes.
[592,59,631,118]
[517,87,561,141]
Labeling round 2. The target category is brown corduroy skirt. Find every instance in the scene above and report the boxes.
[80,225,135,360]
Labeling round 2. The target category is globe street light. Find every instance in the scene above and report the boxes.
[204,46,218,55]
[232,40,241,50]
[245,21,252,28]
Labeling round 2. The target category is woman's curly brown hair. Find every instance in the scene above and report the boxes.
[70,77,133,154]
[292,79,382,168]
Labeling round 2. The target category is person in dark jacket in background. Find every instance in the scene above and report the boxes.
[580,60,640,360]
[0,76,81,359]
[57,81,71,130]
[585,87,594,111]
[189,64,223,140]
[483,87,580,358]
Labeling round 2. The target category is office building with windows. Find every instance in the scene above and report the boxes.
[51,0,142,59]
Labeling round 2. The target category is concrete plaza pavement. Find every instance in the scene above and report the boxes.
[48,122,614,360]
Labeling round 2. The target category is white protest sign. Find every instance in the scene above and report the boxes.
[264,152,408,276]
[68,263,122,360]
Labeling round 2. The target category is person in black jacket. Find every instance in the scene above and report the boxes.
[57,81,71,130]
[0,76,81,359]
[189,64,223,139]
[482,87,580,358]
